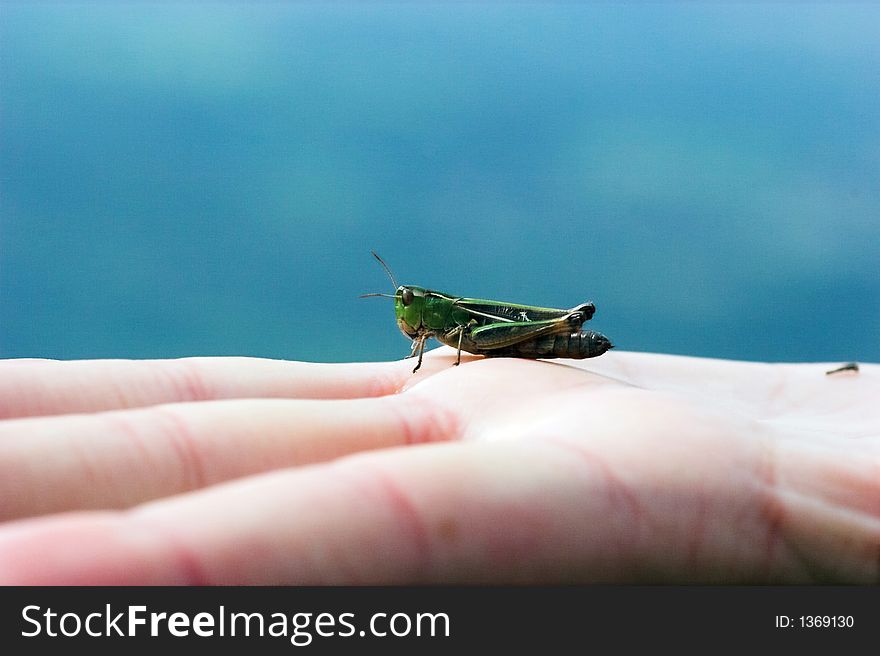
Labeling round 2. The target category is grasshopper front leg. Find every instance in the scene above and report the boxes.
[412,334,428,373]
[406,330,433,373]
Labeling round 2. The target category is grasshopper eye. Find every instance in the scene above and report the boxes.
[401,288,415,306]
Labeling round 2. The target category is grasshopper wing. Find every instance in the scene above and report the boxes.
[467,315,582,350]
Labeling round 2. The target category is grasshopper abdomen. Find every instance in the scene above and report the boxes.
[480,330,613,360]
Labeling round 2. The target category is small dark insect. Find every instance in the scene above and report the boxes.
[825,362,859,375]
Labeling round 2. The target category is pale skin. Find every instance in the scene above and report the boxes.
[0,349,877,584]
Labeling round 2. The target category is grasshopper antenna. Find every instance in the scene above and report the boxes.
[370,251,398,289]
[360,251,399,299]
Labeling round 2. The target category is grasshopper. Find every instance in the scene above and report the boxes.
[363,252,613,373]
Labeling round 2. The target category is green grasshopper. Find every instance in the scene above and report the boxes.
[363,252,613,373]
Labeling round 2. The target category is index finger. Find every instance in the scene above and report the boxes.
[0,357,413,419]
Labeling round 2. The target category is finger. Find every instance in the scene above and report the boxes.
[0,357,413,419]
[0,395,459,521]
[0,417,838,585]
[0,440,656,584]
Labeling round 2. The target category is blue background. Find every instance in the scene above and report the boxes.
[2,3,878,363]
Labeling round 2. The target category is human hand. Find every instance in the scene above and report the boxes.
[0,349,876,584]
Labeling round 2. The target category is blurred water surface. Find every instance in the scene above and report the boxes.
[1,3,878,363]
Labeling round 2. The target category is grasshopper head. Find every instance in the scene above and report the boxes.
[361,253,428,340]
[394,285,427,338]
